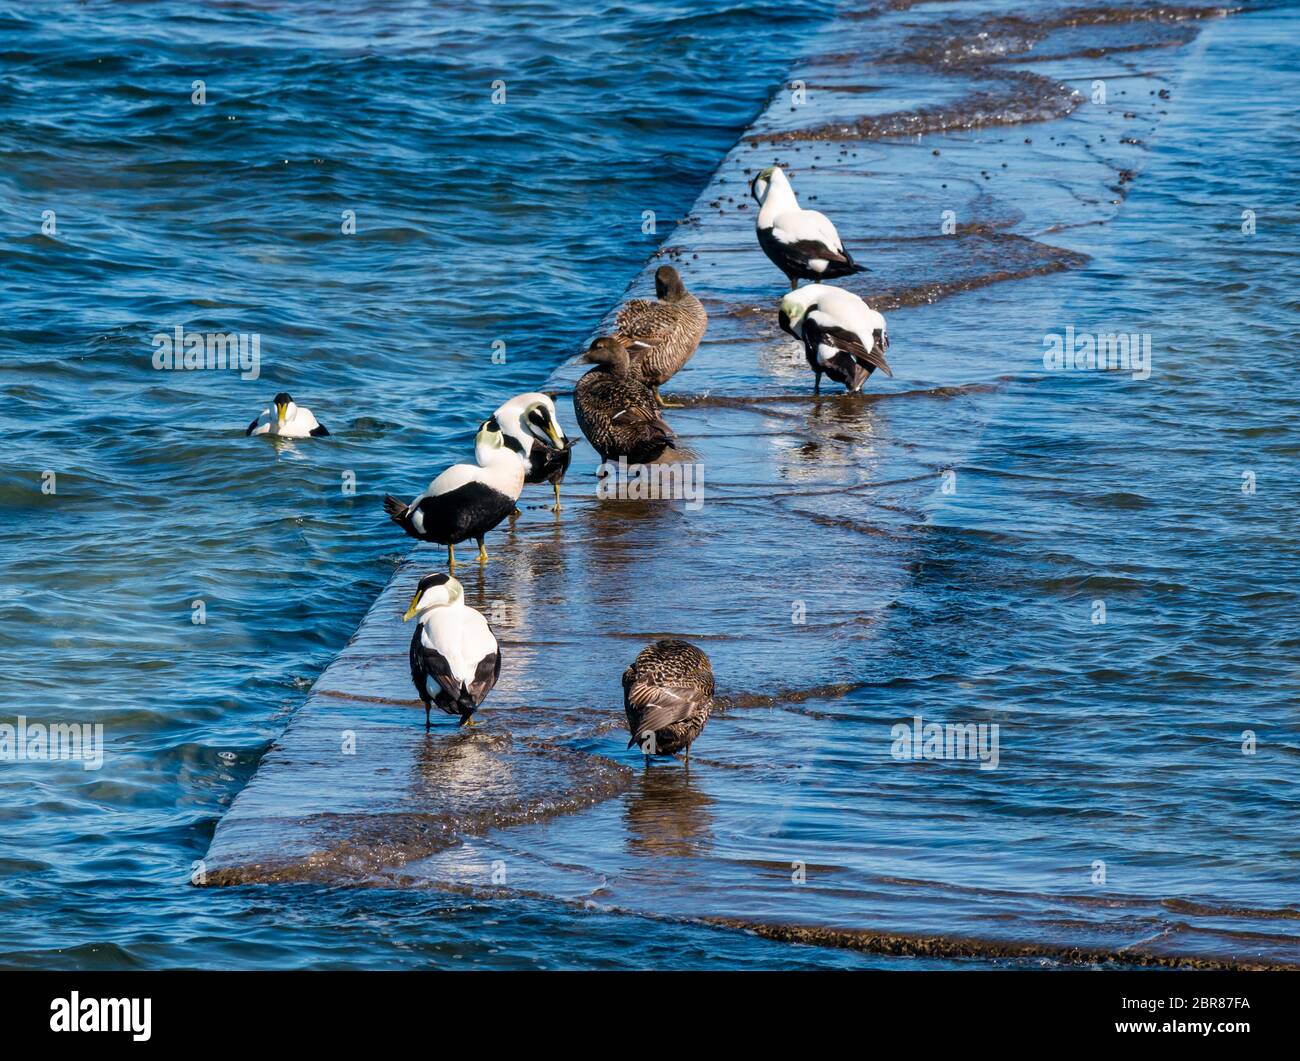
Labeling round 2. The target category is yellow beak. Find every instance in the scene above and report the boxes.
[546,422,564,446]
[275,403,288,423]
[402,594,420,621]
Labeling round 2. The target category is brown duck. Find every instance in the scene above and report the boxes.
[573,337,675,464]
[614,265,707,407]
[623,639,715,763]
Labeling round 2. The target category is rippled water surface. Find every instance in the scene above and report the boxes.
[2,0,1298,969]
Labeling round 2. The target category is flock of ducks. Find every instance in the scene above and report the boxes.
[244,165,888,761]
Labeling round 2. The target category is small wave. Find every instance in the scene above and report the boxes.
[759,3,1234,143]
[202,734,633,886]
[754,69,1081,142]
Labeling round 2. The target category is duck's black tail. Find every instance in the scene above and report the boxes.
[383,494,410,526]
[455,685,479,727]
[846,361,872,394]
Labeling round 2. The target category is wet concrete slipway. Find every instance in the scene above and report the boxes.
[202,0,1300,969]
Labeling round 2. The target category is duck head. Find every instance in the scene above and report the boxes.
[654,265,687,302]
[475,414,526,466]
[272,391,295,427]
[403,572,464,620]
[584,336,632,377]
[521,395,567,448]
[777,292,812,339]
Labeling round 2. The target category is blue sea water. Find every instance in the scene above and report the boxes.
[1,0,1298,969]
[0,0,859,969]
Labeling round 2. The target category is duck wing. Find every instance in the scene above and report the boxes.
[409,625,459,703]
[611,398,674,441]
[615,298,676,351]
[623,680,708,748]
[772,207,844,252]
[468,644,501,707]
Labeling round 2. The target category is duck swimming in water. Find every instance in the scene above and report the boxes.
[623,639,715,763]
[573,336,675,464]
[779,283,891,394]
[614,265,707,407]
[382,417,525,568]
[403,572,500,728]
[245,392,329,438]
[750,165,866,290]
[492,392,576,510]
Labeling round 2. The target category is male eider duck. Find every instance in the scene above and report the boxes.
[750,165,866,290]
[245,392,329,438]
[614,265,708,407]
[403,573,500,728]
[623,639,715,763]
[493,392,576,510]
[779,284,892,394]
[382,417,525,568]
[573,337,675,464]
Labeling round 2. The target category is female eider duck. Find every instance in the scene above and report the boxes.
[623,639,715,763]
[573,337,676,464]
[750,165,866,290]
[245,392,329,438]
[614,265,708,407]
[779,283,892,394]
[382,417,525,568]
[493,392,576,510]
[403,572,500,728]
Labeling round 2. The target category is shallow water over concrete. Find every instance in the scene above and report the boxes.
[203,0,1300,969]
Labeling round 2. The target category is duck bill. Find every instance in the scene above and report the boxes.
[402,594,420,621]
[545,422,565,447]
[275,402,288,424]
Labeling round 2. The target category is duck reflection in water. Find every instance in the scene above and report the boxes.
[623,767,715,859]
[411,728,516,805]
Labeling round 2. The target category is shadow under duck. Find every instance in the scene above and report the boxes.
[623,639,715,763]
[614,265,707,407]
[573,336,675,464]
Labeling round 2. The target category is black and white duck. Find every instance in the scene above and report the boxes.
[382,417,525,567]
[492,392,576,510]
[403,572,500,728]
[779,283,891,394]
[245,392,329,438]
[750,165,866,290]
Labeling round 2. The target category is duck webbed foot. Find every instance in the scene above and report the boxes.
[653,386,685,409]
